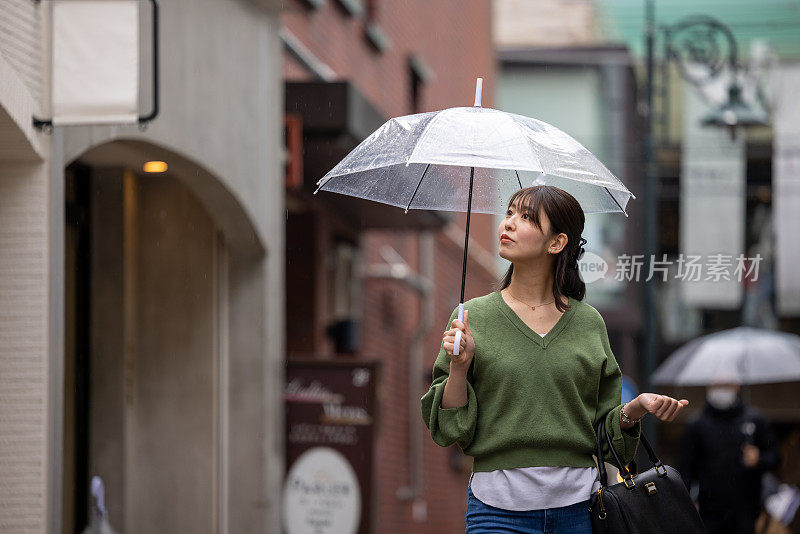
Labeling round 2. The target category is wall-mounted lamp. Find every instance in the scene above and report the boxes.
[143,161,168,173]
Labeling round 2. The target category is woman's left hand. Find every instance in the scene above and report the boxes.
[635,393,689,422]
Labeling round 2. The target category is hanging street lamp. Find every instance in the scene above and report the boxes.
[701,83,770,141]
[663,15,770,141]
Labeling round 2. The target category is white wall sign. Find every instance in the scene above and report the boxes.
[283,447,361,534]
[52,0,139,125]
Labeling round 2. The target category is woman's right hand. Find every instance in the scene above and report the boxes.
[443,309,475,372]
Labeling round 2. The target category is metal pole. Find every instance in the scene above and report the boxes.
[643,0,659,445]
[461,167,475,304]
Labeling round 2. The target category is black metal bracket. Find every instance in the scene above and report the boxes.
[33,0,160,133]
[653,14,769,143]
[662,15,738,90]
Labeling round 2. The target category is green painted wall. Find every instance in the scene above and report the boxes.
[498,66,606,160]
[598,0,800,60]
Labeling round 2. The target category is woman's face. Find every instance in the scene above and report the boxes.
[499,199,564,262]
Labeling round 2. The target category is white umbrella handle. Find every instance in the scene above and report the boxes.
[453,303,465,355]
[474,78,483,107]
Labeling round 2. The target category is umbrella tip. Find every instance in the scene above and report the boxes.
[474,78,483,107]
[623,210,629,218]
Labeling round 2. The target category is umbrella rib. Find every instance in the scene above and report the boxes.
[514,170,523,189]
[404,163,431,213]
[603,186,628,217]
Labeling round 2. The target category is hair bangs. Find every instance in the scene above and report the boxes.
[508,187,545,232]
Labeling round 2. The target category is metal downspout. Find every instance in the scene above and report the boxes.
[364,235,433,522]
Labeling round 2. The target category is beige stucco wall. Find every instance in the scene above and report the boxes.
[493,0,600,48]
[61,0,283,251]
[0,0,43,104]
[0,0,285,530]
[0,157,57,532]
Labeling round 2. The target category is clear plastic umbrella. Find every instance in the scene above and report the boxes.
[652,326,800,386]
[314,79,635,354]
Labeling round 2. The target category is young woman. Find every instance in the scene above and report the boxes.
[420,186,689,533]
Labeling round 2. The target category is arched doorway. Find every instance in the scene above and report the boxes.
[63,140,266,533]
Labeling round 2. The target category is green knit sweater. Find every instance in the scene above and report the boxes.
[420,291,641,472]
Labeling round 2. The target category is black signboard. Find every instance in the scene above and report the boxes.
[283,359,380,534]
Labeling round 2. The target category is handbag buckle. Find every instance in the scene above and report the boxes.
[623,476,636,489]
[655,464,668,477]
[596,488,607,520]
[646,482,658,495]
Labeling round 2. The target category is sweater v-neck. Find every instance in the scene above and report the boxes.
[492,290,578,348]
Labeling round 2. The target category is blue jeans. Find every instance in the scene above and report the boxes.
[466,484,592,533]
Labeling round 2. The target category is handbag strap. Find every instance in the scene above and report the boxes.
[603,416,635,483]
[595,410,667,488]
[595,419,609,486]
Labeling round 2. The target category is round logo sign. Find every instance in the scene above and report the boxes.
[577,251,608,284]
[283,447,361,534]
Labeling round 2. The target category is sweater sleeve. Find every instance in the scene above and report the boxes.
[420,306,478,450]
[594,316,641,467]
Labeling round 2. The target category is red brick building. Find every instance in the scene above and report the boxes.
[281,1,495,532]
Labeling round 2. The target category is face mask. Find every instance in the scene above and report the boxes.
[706,387,738,409]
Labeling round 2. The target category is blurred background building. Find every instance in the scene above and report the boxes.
[592,0,800,479]
[494,0,800,523]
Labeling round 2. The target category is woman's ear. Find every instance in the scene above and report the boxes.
[549,233,568,254]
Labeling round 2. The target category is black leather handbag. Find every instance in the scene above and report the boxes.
[590,418,706,534]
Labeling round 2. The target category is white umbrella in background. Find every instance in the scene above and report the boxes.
[314,78,635,354]
[652,326,800,386]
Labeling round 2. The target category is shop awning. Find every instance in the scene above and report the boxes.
[285,81,451,230]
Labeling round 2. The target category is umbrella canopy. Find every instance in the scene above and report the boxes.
[652,326,800,386]
[314,105,634,216]
[314,79,634,355]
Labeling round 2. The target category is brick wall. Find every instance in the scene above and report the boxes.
[359,227,498,533]
[282,2,497,531]
[282,0,494,119]
[358,183,501,530]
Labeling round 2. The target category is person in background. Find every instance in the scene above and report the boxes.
[678,377,781,534]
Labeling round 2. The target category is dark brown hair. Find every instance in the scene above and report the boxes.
[495,186,586,313]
